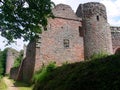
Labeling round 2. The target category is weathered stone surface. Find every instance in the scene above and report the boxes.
[111,27,120,53]
[53,4,82,21]
[76,2,113,59]
[17,4,83,83]
[6,48,19,74]
[10,67,19,80]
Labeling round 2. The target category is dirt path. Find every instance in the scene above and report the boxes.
[3,77,19,90]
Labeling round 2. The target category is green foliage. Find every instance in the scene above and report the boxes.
[0,0,54,43]
[0,48,8,76]
[62,61,69,66]
[33,62,56,83]
[90,52,108,60]
[33,55,120,90]
[13,50,23,68]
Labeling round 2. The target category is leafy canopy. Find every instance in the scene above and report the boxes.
[0,0,54,43]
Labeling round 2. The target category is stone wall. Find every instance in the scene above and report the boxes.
[21,41,36,82]
[76,2,113,59]
[34,4,84,70]
[5,48,19,74]
[111,27,120,53]
[16,2,120,83]
[10,67,19,80]
[17,4,84,83]
[76,2,107,20]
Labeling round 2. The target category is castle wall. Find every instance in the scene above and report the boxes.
[38,18,83,66]
[10,67,19,80]
[17,4,84,83]
[34,4,84,70]
[5,48,19,74]
[76,2,113,59]
[19,41,36,82]
[16,3,120,83]
[17,39,43,82]
[111,27,120,54]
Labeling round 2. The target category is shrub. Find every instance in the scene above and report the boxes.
[33,55,120,90]
[32,62,56,83]
[90,52,108,60]
[0,48,8,76]
[13,50,23,68]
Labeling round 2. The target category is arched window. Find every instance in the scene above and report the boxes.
[115,48,120,55]
[63,39,69,48]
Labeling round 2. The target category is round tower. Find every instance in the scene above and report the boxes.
[76,2,113,59]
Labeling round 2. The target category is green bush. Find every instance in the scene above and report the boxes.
[0,48,8,76]
[33,62,56,83]
[13,50,23,68]
[33,54,120,90]
[90,52,108,60]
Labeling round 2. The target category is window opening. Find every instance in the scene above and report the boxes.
[97,15,99,21]
[64,39,69,48]
[79,26,83,37]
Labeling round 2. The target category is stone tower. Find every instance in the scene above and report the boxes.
[76,2,113,59]
[6,48,19,74]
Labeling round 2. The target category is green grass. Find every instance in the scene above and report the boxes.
[14,80,33,90]
[33,54,120,90]
[19,87,32,90]
[0,78,7,90]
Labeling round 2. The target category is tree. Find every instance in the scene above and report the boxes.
[0,0,54,43]
[0,48,7,76]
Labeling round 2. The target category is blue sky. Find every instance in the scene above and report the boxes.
[0,0,120,51]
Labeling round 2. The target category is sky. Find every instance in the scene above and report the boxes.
[0,0,120,51]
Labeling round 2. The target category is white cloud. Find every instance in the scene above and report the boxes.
[100,0,120,26]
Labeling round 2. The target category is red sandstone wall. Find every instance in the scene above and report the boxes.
[37,18,84,67]
[22,41,36,82]
[18,4,84,82]
[34,4,84,71]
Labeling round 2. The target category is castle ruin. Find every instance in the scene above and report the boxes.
[5,48,19,74]
[8,2,120,82]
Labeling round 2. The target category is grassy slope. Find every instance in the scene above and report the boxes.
[13,80,33,90]
[34,55,120,90]
[0,79,7,90]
